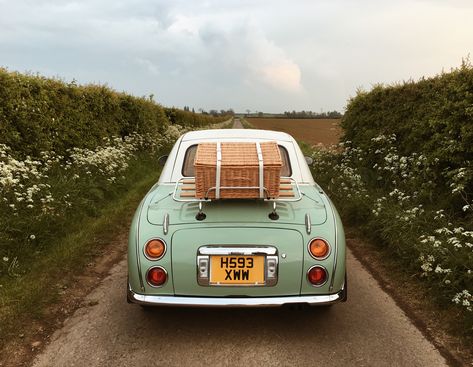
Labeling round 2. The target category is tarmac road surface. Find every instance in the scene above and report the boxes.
[32,248,447,367]
[232,118,243,128]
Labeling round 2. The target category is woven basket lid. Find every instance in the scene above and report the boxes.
[194,142,282,167]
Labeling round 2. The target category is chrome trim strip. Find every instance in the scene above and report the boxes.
[198,246,277,256]
[305,213,311,234]
[163,213,169,235]
[265,255,278,287]
[135,199,146,291]
[172,179,211,202]
[128,286,343,307]
[197,255,210,286]
[327,199,338,292]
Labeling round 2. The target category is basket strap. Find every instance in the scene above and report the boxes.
[215,142,222,199]
[256,142,264,198]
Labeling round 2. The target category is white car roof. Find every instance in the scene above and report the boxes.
[181,129,294,142]
[159,128,315,184]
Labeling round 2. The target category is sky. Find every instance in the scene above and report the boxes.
[0,0,472,113]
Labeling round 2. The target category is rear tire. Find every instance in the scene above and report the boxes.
[140,305,155,312]
[340,272,348,302]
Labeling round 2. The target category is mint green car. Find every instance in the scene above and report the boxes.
[127,129,347,307]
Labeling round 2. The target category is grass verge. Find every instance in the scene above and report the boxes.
[0,165,160,354]
[239,118,256,129]
[210,118,234,129]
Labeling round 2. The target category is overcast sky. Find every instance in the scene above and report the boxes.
[1,0,472,113]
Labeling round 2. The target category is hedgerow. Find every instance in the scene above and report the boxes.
[311,62,473,335]
[0,68,228,159]
[341,59,473,213]
[0,69,229,287]
[0,125,186,278]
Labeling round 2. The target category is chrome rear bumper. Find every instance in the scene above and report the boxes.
[127,284,344,307]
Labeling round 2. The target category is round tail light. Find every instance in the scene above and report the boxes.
[309,238,330,259]
[307,266,328,286]
[147,266,167,287]
[144,239,166,260]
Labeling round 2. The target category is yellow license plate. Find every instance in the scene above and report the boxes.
[210,255,265,285]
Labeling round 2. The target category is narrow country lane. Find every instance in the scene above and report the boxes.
[232,119,244,128]
[32,248,447,367]
[31,119,448,366]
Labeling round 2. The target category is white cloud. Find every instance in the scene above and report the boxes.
[259,60,302,92]
[178,15,304,94]
[0,0,472,112]
[135,58,160,76]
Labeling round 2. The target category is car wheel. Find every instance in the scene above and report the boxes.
[340,272,348,302]
[140,305,155,312]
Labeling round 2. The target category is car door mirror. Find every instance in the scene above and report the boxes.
[158,155,168,166]
[305,156,313,165]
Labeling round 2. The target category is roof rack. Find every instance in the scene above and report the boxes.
[172,177,302,203]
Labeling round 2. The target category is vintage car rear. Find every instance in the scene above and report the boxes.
[127,129,347,307]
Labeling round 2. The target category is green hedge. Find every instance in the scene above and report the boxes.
[342,61,473,208]
[0,68,228,158]
[325,62,473,333]
[164,107,228,128]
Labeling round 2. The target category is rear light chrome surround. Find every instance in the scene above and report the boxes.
[143,238,167,261]
[307,237,331,260]
[146,266,168,288]
[307,265,329,287]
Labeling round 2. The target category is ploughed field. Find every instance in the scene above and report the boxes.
[247,118,341,146]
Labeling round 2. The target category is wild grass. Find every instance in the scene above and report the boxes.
[0,126,184,277]
[310,136,473,336]
[0,125,189,343]
[0,163,159,340]
[305,62,473,337]
[239,118,256,129]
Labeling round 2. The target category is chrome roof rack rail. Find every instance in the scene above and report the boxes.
[172,177,303,203]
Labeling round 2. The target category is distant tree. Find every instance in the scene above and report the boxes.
[277,109,342,119]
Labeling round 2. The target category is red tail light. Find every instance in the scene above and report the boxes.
[307,266,327,286]
[147,266,167,287]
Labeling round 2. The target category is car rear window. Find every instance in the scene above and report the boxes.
[182,144,292,177]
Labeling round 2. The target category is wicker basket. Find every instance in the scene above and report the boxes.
[194,142,282,199]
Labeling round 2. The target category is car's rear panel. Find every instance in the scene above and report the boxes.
[128,184,345,300]
[171,227,303,296]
